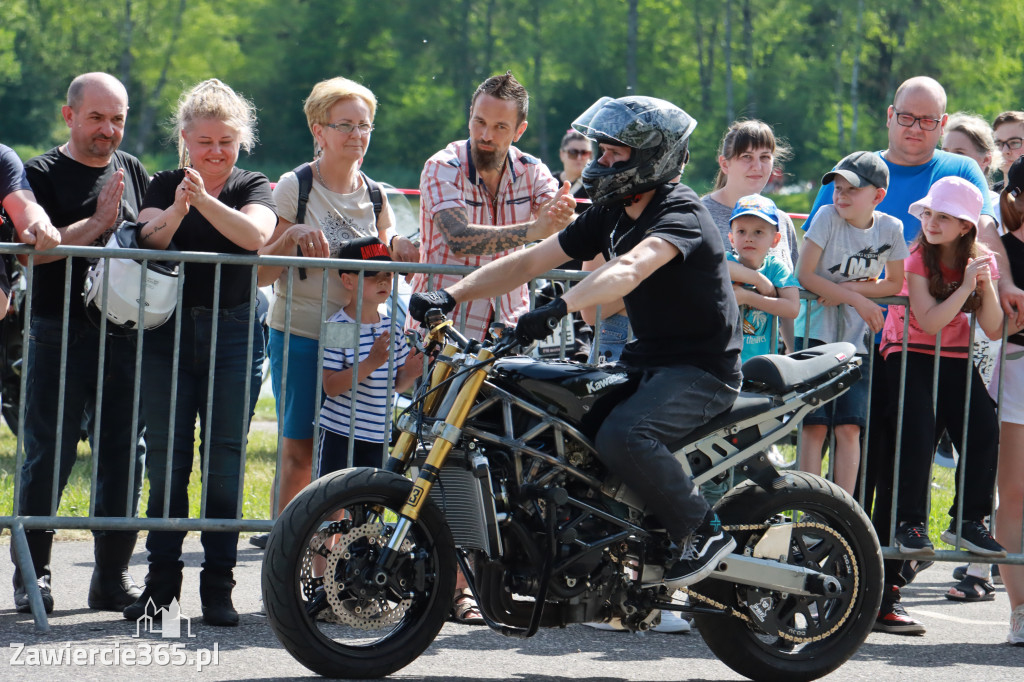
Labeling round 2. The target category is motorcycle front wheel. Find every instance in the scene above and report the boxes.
[261,467,457,679]
[693,471,883,682]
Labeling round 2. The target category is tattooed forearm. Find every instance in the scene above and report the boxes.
[435,208,533,256]
[139,221,168,244]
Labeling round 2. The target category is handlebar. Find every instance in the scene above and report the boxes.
[422,308,522,358]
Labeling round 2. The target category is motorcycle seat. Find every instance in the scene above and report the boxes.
[741,342,857,394]
[677,393,777,446]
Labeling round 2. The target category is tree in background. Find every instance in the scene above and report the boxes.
[0,0,1022,196]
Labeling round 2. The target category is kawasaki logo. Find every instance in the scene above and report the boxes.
[585,374,628,394]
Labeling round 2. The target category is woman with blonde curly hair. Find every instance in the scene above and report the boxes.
[123,78,277,626]
[254,77,418,532]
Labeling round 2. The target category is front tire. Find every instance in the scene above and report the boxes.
[693,472,883,682]
[261,468,456,679]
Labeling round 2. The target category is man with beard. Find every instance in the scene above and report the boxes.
[12,72,148,615]
[410,71,576,341]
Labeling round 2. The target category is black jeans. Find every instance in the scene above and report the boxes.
[141,304,263,573]
[594,364,739,539]
[19,317,145,530]
[886,351,998,525]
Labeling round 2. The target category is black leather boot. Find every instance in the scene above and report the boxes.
[12,531,54,614]
[88,531,142,611]
[123,564,183,621]
[199,569,238,626]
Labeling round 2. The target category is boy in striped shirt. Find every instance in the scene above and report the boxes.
[318,236,423,475]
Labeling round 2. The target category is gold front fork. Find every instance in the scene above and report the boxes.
[386,343,458,469]
[398,347,494,521]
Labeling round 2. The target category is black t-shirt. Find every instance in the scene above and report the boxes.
[25,148,149,319]
[558,183,742,381]
[142,167,275,310]
[1002,232,1024,345]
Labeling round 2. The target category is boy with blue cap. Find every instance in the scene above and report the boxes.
[726,194,801,363]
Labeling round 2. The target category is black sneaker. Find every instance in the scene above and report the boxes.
[13,580,53,614]
[661,514,736,588]
[940,520,1007,557]
[249,533,269,550]
[873,601,926,636]
[894,523,935,557]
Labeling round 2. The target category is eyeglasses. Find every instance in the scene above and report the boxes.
[325,122,374,136]
[563,148,592,159]
[996,137,1023,152]
[893,111,943,131]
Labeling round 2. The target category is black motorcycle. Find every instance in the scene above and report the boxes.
[261,311,883,681]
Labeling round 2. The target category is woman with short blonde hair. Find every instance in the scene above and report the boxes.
[255,77,418,532]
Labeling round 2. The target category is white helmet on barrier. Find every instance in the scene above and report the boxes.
[83,221,179,330]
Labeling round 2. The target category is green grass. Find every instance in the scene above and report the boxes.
[0,410,280,528]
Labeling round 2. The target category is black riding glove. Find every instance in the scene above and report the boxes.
[515,298,568,344]
[409,289,456,324]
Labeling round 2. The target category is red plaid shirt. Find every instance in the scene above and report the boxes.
[410,140,558,340]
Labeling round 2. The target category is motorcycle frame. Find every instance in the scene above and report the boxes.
[375,319,863,623]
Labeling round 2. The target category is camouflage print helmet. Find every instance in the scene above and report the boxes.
[572,96,697,206]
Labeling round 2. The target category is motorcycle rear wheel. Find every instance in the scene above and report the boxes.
[693,471,883,682]
[261,467,456,679]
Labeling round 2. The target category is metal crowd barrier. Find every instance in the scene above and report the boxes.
[0,243,1021,633]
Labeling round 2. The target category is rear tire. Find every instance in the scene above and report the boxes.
[261,468,456,679]
[693,472,882,682]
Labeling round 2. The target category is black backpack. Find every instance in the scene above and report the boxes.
[294,162,383,280]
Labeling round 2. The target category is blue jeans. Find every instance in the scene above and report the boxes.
[19,317,145,533]
[141,304,263,573]
[588,313,630,365]
[595,364,740,539]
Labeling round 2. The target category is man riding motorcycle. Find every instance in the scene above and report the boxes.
[410,95,742,588]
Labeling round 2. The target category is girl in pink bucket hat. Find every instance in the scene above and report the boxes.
[879,176,1006,568]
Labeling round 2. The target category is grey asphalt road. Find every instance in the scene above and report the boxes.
[0,536,1020,680]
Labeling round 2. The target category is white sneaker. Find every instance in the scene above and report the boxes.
[1009,604,1024,646]
[652,609,691,634]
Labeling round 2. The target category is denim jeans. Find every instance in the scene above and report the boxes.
[588,313,629,365]
[141,303,263,573]
[594,364,740,539]
[19,317,146,532]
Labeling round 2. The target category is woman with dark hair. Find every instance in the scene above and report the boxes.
[702,120,798,270]
[555,129,592,212]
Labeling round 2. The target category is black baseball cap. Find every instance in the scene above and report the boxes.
[822,151,889,190]
[1008,156,1024,198]
[338,236,392,275]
